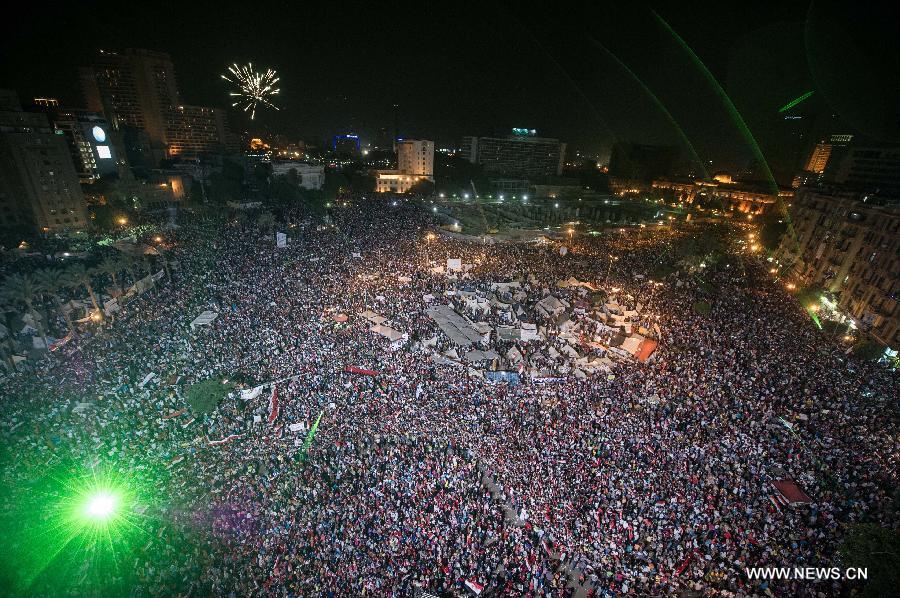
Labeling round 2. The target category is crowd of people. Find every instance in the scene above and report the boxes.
[0,194,896,597]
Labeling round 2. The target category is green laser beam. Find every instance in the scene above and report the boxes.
[778,90,814,113]
[586,36,709,180]
[651,11,777,195]
[651,10,798,251]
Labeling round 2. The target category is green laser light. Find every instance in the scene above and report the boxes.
[85,493,117,520]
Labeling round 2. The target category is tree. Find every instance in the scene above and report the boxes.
[97,256,125,296]
[407,179,435,196]
[759,210,788,251]
[185,379,235,415]
[0,299,18,371]
[268,175,302,205]
[839,523,900,596]
[64,263,102,320]
[207,158,245,204]
[156,247,173,282]
[33,268,76,337]
[256,211,276,232]
[853,340,885,361]
[692,301,712,316]
[0,273,50,351]
[119,254,139,286]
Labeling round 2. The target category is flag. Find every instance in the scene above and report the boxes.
[208,433,243,446]
[464,579,483,595]
[300,410,323,461]
[268,385,280,424]
[166,455,184,469]
[344,365,379,376]
[162,408,187,420]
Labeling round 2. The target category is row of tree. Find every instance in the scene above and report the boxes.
[0,253,170,359]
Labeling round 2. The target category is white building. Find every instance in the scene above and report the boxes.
[271,161,325,190]
[376,139,433,193]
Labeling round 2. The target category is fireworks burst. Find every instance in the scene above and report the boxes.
[221,63,280,119]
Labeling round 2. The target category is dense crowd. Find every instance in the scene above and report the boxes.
[0,195,897,597]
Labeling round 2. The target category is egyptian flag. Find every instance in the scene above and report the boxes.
[268,384,280,424]
[464,579,483,595]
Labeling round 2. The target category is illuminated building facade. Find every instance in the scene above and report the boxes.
[165,105,230,158]
[777,189,899,349]
[376,139,434,193]
[649,178,791,215]
[0,91,90,232]
[397,140,433,177]
[80,49,231,162]
[47,109,119,183]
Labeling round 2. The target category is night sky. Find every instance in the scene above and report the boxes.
[3,1,898,174]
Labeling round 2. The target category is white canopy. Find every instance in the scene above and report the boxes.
[190,310,219,331]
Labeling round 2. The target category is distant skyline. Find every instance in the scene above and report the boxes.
[3,1,897,174]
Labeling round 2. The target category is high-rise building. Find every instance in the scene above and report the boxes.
[824,144,900,197]
[777,188,899,349]
[375,138,434,193]
[0,91,90,233]
[30,102,120,184]
[165,105,231,158]
[80,48,230,163]
[332,134,361,156]
[805,142,832,174]
[396,139,433,177]
[803,134,853,175]
[80,49,179,160]
[461,130,566,177]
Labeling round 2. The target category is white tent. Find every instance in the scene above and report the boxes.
[371,324,404,342]
[190,310,219,331]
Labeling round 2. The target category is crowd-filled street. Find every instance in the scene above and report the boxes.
[1,195,897,597]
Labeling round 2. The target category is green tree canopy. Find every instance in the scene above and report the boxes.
[839,523,900,597]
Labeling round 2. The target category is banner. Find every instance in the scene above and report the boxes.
[344,365,379,376]
[162,408,187,420]
[268,385,280,424]
[276,232,287,248]
[447,258,462,272]
[208,433,243,446]
[240,385,264,401]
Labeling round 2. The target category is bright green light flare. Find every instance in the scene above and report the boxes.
[5,467,150,594]
[82,491,119,522]
[778,90,815,113]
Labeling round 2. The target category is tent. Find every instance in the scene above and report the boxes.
[190,310,219,331]
[370,324,404,342]
[427,305,483,346]
[772,479,813,504]
[359,310,387,325]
